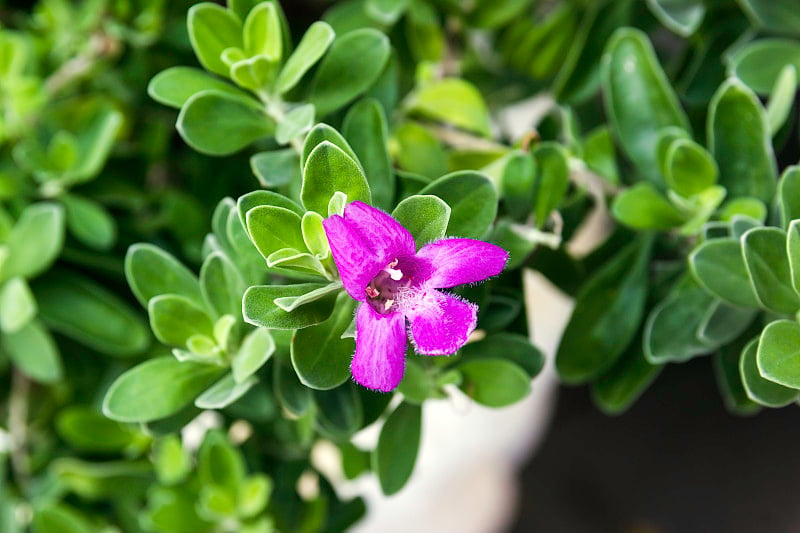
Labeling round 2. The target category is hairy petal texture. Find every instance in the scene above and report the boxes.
[323,214,383,301]
[417,238,509,288]
[352,303,407,392]
[343,202,416,265]
[406,291,477,355]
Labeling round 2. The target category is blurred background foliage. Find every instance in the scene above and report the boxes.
[0,0,799,531]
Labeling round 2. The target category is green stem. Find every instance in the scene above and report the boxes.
[8,369,30,491]
[260,92,305,155]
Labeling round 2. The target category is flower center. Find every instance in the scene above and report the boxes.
[365,259,412,314]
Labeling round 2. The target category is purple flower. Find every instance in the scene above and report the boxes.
[322,201,509,392]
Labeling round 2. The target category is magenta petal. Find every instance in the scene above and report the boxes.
[323,215,383,301]
[343,202,416,264]
[416,238,509,288]
[352,303,407,392]
[407,291,477,355]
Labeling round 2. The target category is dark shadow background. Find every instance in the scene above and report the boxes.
[510,358,800,533]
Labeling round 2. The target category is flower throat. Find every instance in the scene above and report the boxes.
[365,259,412,314]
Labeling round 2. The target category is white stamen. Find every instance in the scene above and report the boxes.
[385,267,403,281]
[384,299,394,311]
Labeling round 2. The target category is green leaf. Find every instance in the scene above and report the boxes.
[737,0,800,35]
[232,327,275,383]
[397,359,435,405]
[250,149,300,189]
[531,142,570,227]
[103,357,223,422]
[373,403,421,496]
[246,205,307,260]
[243,283,338,329]
[664,138,717,197]
[57,405,146,455]
[291,294,355,390]
[237,190,305,228]
[611,183,686,230]
[229,55,278,91]
[418,171,497,239]
[740,337,799,407]
[766,64,797,136]
[200,252,246,319]
[148,67,246,109]
[655,126,690,178]
[302,123,360,169]
[729,39,800,94]
[301,211,331,259]
[314,384,363,440]
[243,2,282,60]
[198,430,245,493]
[406,78,491,137]
[238,474,273,518]
[645,0,705,36]
[552,0,634,105]
[196,373,257,409]
[757,319,800,389]
[592,338,662,415]
[149,294,215,347]
[187,3,243,77]
[489,221,540,269]
[780,166,800,228]
[785,220,800,297]
[601,28,689,185]
[33,504,93,533]
[719,199,767,224]
[468,0,529,29]
[689,238,760,308]
[458,332,544,378]
[154,435,191,485]
[309,29,391,116]
[714,343,761,416]
[460,359,531,407]
[276,103,315,145]
[125,243,204,308]
[582,126,619,185]
[301,141,371,214]
[276,21,335,94]
[35,272,150,356]
[61,194,116,250]
[394,122,447,179]
[366,0,410,24]
[707,79,776,202]
[3,202,64,280]
[340,442,371,480]
[711,313,750,355]
[178,91,275,156]
[405,0,444,62]
[343,98,394,210]
[731,215,761,238]
[0,277,36,333]
[644,278,716,363]
[50,458,152,501]
[742,226,799,314]
[391,195,450,248]
[266,249,327,276]
[64,104,124,184]
[3,319,62,383]
[273,281,342,312]
[556,236,652,383]
[145,486,211,532]
[273,358,312,416]
[500,152,536,220]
